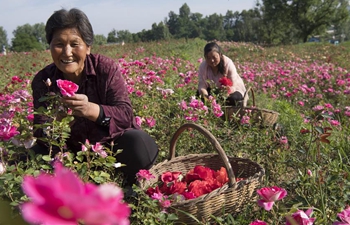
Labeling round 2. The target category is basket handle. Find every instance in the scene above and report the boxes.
[243,86,256,107]
[169,123,236,187]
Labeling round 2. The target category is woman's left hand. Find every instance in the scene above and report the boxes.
[61,94,92,117]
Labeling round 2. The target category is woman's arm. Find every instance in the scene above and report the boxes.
[225,56,246,95]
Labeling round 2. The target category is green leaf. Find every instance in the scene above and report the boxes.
[315,126,324,134]
[42,155,52,161]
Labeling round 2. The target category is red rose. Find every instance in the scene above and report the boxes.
[219,77,233,87]
[188,180,212,197]
[160,181,187,195]
[161,171,182,183]
[193,165,215,181]
[214,167,229,185]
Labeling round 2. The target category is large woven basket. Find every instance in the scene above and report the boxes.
[222,87,280,127]
[139,123,265,224]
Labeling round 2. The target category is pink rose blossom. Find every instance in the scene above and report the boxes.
[91,142,108,158]
[0,123,20,141]
[241,115,251,125]
[307,169,313,177]
[333,206,350,225]
[330,120,340,126]
[257,186,287,211]
[286,208,315,225]
[145,117,156,128]
[279,136,288,145]
[56,79,79,97]
[135,116,143,127]
[250,220,268,225]
[136,169,155,181]
[21,162,130,225]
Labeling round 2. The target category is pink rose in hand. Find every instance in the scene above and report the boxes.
[56,79,79,97]
[257,186,287,211]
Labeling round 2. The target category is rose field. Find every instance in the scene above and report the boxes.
[1,38,350,224]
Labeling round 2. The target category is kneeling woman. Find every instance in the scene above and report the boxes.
[31,8,158,186]
[197,42,247,106]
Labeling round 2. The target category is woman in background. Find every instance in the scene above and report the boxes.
[197,42,247,106]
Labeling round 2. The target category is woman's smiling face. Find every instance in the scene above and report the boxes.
[50,28,91,79]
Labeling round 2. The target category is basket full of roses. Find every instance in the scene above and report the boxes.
[138,123,265,224]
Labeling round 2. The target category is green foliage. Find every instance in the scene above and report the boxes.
[11,23,47,52]
[94,34,107,46]
[2,39,350,224]
[107,29,118,43]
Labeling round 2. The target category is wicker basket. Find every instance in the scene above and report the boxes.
[139,123,265,224]
[222,87,280,127]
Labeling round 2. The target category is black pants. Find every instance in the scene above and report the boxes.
[114,129,158,185]
[196,87,244,106]
[31,129,158,186]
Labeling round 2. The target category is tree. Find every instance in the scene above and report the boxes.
[94,34,107,45]
[223,10,236,41]
[11,23,46,52]
[12,32,42,52]
[259,0,297,45]
[176,3,192,39]
[227,9,261,43]
[261,0,349,43]
[107,29,118,43]
[116,30,133,43]
[202,13,225,41]
[0,26,9,50]
[150,22,172,41]
[32,23,48,49]
[166,11,179,36]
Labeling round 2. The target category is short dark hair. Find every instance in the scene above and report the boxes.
[45,8,94,45]
[204,42,225,74]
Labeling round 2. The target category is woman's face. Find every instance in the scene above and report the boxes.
[50,28,91,80]
[205,50,221,68]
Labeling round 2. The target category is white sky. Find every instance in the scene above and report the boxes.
[0,0,258,41]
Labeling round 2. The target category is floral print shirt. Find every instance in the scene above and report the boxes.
[31,53,139,152]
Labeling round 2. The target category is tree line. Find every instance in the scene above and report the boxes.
[1,0,349,52]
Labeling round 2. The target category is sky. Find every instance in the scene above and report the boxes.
[0,0,258,41]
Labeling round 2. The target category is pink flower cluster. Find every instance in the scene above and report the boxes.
[179,97,208,122]
[21,162,130,225]
[178,96,224,121]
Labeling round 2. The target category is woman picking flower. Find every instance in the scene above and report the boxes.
[197,42,247,106]
[31,8,158,186]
